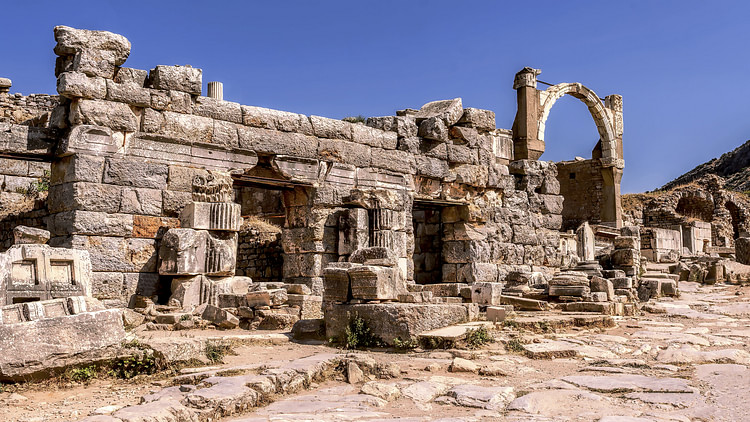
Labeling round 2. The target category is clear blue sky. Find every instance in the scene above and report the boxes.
[2,1,749,193]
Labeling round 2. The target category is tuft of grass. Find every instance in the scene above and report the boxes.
[342,115,366,124]
[393,337,418,350]
[205,342,232,364]
[505,338,526,353]
[344,314,383,349]
[180,314,192,321]
[502,319,519,329]
[65,366,97,384]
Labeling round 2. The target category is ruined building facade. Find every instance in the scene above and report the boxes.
[0,27,627,307]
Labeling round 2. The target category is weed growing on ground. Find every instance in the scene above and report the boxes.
[393,337,419,350]
[65,366,97,383]
[465,326,494,349]
[205,342,232,364]
[505,338,526,353]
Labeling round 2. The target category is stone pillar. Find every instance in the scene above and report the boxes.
[600,167,623,228]
[0,78,10,94]
[207,81,223,100]
[511,67,543,160]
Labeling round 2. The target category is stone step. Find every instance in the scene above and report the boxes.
[642,273,679,281]
[418,321,493,343]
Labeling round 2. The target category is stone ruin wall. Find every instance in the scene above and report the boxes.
[556,158,605,231]
[9,26,570,307]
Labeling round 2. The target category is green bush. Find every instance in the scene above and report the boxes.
[344,314,383,349]
[505,338,526,353]
[65,366,97,383]
[111,349,158,379]
[465,326,494,349]
[393,337,418,350]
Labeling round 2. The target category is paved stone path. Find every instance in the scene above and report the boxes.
[8,280,746,422]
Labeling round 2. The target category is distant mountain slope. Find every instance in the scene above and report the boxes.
[660,139,750,192]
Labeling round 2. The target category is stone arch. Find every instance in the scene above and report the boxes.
[675,195,715,222]
[725,200,741,240]
[538,83,617,160]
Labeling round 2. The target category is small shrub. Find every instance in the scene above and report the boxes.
[342,115,366,124]
[502,319,519,329]
[111,351,158,379]
[393,337,418,350]
[31,171,50,193]
[465,326,494,349]
[65,366,97,383]
[344,314,383,349]
[205,342,232,364]
[505,338,526,353]
[180,314,192,321]
[420,336,454,350]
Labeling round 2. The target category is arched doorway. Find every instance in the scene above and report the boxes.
[511,68,624,228]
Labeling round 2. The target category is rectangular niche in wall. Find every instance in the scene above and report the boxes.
[412,205,443,284]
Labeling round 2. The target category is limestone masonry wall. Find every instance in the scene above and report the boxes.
[28,25,566,304]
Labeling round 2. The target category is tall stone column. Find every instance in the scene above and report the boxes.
[511,67,543,160]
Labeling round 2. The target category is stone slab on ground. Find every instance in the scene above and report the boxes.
[561,374,694,393]
[0,308,125,381]
[522,340,578,359]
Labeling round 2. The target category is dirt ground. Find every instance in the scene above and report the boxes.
[3,281,750,422]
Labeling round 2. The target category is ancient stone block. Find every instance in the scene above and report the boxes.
[237,127,318,158]
[351,123,398,149]
[348,265,405,301]
[54,25,131,65]
[370,148,416,174]
[105,79,150,107]
[70,99,138,132]
[158,111,213,143]
[193,96,242,123]
[0,308,125,381]
[589,276,615,301]
[0,244,92,305]
[246,289,288,307]
[614,236,639,250]
[148,65,202,95]
[457,108,495,131]
[323,266,353,303]
[414,98,463,126]
[325,302,474,345]
[338,208,369,256]
[159,229,237,276]
[103,158,169,189]
[50,210,133,237]
[201,304,238,329]
[50,154,105,185]
[179,202,241,231]
[287,294,323,319]
[13,226,50,245]
[241,105,314,135]
[317,139,371,167]
[611,249,638,266]
[350,247,397,267]
[57,72,106,99]
[418,117,448,142]
[548,285,590,297]
[114,67,148,85]
[736,237,750,265]
[486,306,507,322]
[471,282,503,305]
[310,115,352,140]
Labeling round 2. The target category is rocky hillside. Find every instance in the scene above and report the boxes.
[661,139,750,192]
